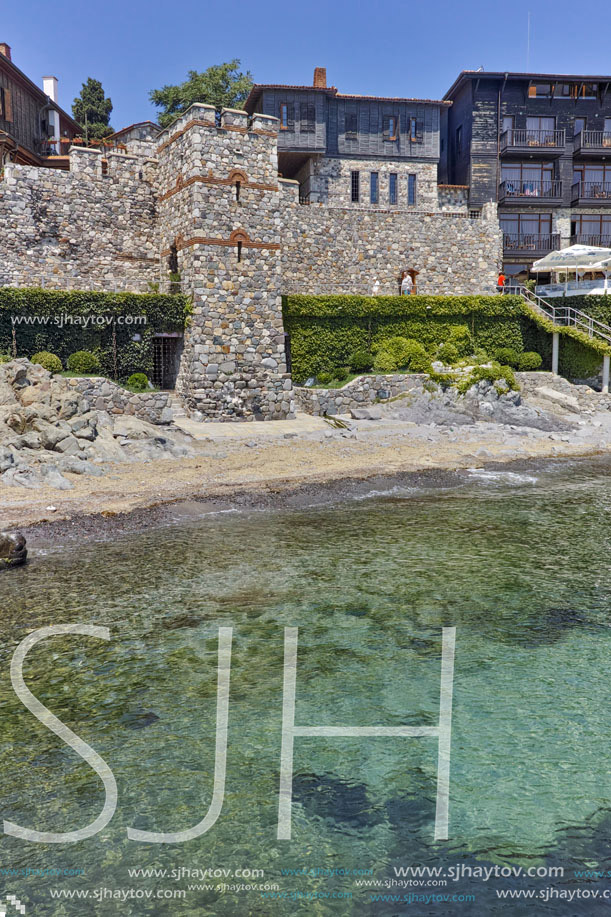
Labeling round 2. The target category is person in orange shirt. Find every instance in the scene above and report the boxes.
[497,271,506,291]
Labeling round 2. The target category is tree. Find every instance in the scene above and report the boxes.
[72,78,113,142]
[150,60,253,128]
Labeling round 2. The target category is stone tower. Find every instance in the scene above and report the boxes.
[157,103,294,421]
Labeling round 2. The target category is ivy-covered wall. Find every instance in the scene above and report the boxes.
[283,294,610,382]
[0,288,191,382]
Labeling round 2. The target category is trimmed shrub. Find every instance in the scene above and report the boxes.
[373,349,397,373]
[437,342,460,364]
[31,351,62,373]
[350,349,374,373]
[334,366,350,382]
[317,371,334,385]
[126,372,150,392]
[67,350,101,374]
[559,338,602,379]
[494,347,520,367]
[447,325,473,357]
[457,362,518,395]
[517,351,543,371]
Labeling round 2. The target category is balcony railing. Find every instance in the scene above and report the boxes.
[574,130,611,154]
[500,128,565,153]
[499,179,563,201]
[571,181,611,203]
[503,232,560,254]
[570,233,611,247]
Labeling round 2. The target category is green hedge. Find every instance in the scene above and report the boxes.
[283,294,611,382]
[0,288,190,382]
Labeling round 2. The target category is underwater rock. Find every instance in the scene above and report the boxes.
[0,531,27,568]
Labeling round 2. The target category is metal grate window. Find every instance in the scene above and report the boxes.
[370,172,379,204]
[345,112,358,137]
[389,173,398,205]
[351,170,360,203]
[408,174,416,205]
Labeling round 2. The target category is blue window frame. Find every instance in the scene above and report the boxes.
[370,172,379,204]
[408,174,416,205]
[389,173,398,205]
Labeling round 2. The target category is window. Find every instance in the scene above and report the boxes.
[345,112,358,137]
[0,87,12,122]
[389,172,398,205]
[383,115,398,141]
[408,174,416,205]
[580,83,598,99]
[351,170,360,203]
[370,172,379,204]
[556,83,572,98]
[526,116,555,145]
[279,102,294,131]
[300,103,315,133]
[572,214,611,245]
[407,116,422,142]
[574,117,586,138]
[528,82,552,98]
[455,125,463,154]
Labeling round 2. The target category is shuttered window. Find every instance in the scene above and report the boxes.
[408,116,423,142]
[0,87,12,122]
[300,102,315,133]
[345,112,358,137]
[383,115,398,140]
[279,102,294,131]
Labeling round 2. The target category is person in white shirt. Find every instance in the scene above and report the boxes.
[372,278,380,295]
[401,271,414,295]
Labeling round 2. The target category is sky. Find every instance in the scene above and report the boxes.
[4,0,611,130]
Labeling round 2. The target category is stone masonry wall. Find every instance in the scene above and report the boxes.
[280,184,501,296]
[69,377,173,424]
[0,147,159,290]
[296,157,441,210]
[295,374,428,415]
[156,104,293,421]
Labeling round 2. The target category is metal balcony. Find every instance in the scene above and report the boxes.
[499,179,563,203]
[573,130,611,156]
[571,181,611,204]
[503,232,560,255]
[500,129,565,155]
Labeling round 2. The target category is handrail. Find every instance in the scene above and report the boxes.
[500,128,565,149]
[504,285,611,344]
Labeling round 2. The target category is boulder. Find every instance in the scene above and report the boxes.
[350,406,383,420]
[0,532,27,568]
[535,386,580,413]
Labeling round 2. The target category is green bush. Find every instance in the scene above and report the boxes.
[457,362,518,395]
[447,325,473,357]
[350,349,374,373]
[0,353,11,364]
[517,351,543,371]
[67,350,101,374]
[494,347,520,367]
[126,372,150,392]
[334,366,350,382]
[373,349,397,373]
[559,338,602,379]
[31,351,62,373]
[437,342,460,364]
[317,371,334,385]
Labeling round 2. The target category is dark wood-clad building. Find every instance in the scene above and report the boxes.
[441,71,611,279]
[0,42,80,167]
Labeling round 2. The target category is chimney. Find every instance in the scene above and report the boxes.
[0,43,11,61]
[43,76,59,103]
[313,67,327,89]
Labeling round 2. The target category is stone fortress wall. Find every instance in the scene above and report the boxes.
[0,104,503,419]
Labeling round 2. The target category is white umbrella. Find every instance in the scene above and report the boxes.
[532,244,611,272]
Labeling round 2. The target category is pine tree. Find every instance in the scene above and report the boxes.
[72,78,113,142]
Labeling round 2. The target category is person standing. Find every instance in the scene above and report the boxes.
[372,278,380,296]
[497,271,506,292]
[401,271,414,295]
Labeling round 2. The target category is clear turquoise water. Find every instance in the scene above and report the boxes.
[2,461,611,915]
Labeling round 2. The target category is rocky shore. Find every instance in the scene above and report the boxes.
[2,363,611,535]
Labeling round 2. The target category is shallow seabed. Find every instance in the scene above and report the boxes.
[2,459,611,915]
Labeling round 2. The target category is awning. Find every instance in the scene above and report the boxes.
[532,244,611,272]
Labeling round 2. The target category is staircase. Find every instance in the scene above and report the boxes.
[509,284,611,344]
